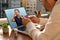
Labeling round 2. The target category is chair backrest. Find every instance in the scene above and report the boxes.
[5,7,27,28]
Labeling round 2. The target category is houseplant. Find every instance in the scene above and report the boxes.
[2,23,9,34]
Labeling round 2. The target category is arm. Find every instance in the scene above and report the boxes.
[26,22,47,40]
[11,15,15,22]
[40,18,48,25]
[22,17,48,40]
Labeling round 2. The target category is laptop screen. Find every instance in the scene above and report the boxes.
[5,7,27,28]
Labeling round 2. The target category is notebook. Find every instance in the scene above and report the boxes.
[5,7,41,34]
[5,7,28,34]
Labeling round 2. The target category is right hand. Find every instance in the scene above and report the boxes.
[28,16,40,24]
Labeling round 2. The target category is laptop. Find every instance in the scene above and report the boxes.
[5,7,29,34]
[5,7,42,34]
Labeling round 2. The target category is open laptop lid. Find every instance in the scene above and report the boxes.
[5,7,27,28]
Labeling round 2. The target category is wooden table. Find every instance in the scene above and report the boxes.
[0,26,32,40]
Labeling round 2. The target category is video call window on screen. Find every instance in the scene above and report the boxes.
[5,7,27,28]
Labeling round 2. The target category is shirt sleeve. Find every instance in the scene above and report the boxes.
[26,22,42,40]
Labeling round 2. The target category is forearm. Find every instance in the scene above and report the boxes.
[26,22,42,40]
[40,18,48,25]
[11,16,15,22]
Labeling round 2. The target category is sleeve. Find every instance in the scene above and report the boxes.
[26,22,42,40]
[40,18,48,25]
[39,33,48,40]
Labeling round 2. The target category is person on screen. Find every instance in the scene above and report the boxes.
[11,9,26,31]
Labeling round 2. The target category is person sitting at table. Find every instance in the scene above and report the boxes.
[11,9,26,31]
[22,0,60,40]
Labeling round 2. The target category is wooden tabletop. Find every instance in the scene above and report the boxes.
[0,24,45,40]
[0,26,32,40]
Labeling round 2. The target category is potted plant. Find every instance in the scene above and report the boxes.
[2,23,9,34]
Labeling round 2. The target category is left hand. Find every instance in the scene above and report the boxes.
[22,17,30,26]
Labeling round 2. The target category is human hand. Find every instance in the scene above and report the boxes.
[28,16,40,24]
[22,17,30,26]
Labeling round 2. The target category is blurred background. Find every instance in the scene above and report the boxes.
[0,0,56,18]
